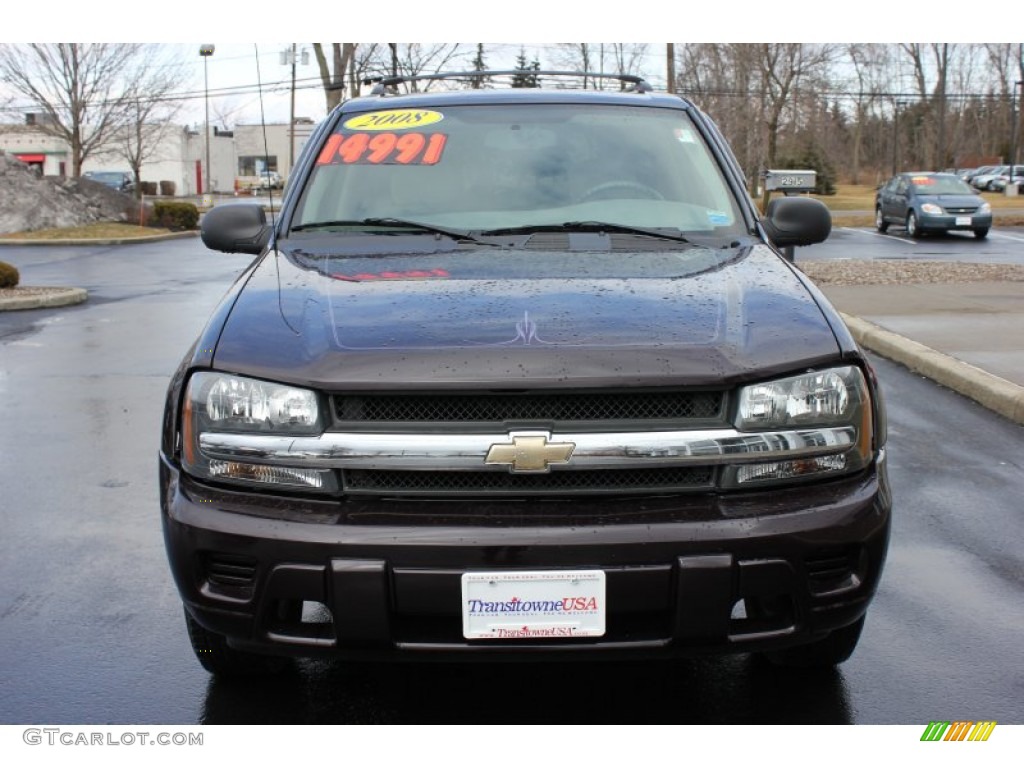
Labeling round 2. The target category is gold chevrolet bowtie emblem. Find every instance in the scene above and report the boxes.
[485,433,576,473]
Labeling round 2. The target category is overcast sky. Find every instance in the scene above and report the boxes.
[0,6,997,130]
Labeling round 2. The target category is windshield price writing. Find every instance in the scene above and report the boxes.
[317,132,448,166]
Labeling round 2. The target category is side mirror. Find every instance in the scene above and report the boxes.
[201,204,271,255]
[762,196,831,248]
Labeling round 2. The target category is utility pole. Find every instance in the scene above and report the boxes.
[289,43,297,171]
[666,43,675,94]
[282,45,308,177]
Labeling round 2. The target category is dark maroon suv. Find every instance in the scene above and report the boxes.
[160,72,890,675]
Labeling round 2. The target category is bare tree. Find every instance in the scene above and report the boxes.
[553,44,649,89]
[758,44,836,170]
[312,43,357,111]
[360,44,466,92]
[844,44,893,184]
[210,98,247,133]
[0,44,180,177]
[115,51,190,196]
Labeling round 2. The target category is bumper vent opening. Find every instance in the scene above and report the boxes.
[343,466,715,496]
[728,595,796,639]
[805,547,862,596]
[202,552,257,600]
[264,599,336,646]
[301,600,334,625]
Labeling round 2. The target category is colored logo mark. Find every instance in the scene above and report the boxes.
[920,721,996,742]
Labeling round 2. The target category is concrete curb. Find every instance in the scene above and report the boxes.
[841,312,1024,425]
[0,287,88,312]
[0,230,198,247]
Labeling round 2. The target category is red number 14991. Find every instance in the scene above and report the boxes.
[317,132,448,166]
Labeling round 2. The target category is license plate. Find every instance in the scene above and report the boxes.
[956,216,972,226]
[461,570,606,639]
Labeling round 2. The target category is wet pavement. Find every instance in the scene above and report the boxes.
[0,238,1022,725]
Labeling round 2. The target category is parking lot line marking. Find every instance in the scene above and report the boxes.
[989,232,1024,243]
[839,227,917,244]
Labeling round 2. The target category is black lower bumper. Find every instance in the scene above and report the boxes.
[160,453,891,662]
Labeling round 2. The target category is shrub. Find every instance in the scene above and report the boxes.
[777,145,837,196]
[0,261,20,289]
[152,201,199,231]
[140,181,158,196]
[159,180,176,197]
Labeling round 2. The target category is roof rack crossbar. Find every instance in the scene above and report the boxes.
[365,70,653,95]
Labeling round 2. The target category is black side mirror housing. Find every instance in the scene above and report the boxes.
[762,196,831,248]
[201,204,271,255]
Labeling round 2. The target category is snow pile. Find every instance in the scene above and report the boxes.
[0,152,139,235]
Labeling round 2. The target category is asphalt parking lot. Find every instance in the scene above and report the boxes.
[800,223,1024,264]
[0,234,1022,729]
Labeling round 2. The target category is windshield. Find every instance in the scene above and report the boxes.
[291,104,745,237]
[911,175,973,195]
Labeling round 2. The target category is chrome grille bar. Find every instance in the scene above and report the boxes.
[199,427,857,471]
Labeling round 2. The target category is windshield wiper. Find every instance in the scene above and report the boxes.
[562,221,695,243]
[481,221,694,244]
[292,217,487,244]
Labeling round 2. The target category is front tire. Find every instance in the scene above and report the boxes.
[184,607,291,677]
[762,616,866,667]
[875,208,889,233]
[906,211,922,238]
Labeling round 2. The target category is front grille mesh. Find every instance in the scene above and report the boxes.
[343,466,714,495]
[334,391,723,424]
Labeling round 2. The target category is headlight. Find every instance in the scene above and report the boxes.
[979,202,992,214]
[182,372,336,492]
[202,374,319,433]
[729,366,874,486]
[920,203,943,215]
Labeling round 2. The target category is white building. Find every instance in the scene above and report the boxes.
[0,115,319,197]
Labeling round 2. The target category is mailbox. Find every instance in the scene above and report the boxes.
[763,169,817,193]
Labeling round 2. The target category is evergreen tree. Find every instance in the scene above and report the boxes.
[470,43,491,89]
[511,49,541,88]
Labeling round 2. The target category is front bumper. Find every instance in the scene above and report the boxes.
[919,212,992,232]
[160,452,891,661]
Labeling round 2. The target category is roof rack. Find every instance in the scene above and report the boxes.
[364,70,654,95]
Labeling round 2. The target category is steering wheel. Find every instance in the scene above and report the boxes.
[579,180,665,203]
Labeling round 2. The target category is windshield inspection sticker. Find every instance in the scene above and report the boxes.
[342,109,444,131]
[316,132,448,166]
[674,127,697,143]
[707,210,731,225]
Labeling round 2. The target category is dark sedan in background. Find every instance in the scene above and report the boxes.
[875,172,992,239]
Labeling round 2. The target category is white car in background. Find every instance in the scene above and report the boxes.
[256,170,283,190]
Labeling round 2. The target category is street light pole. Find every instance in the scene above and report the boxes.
[199,44,215,200]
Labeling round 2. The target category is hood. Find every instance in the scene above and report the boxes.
[919,193,983,207]
[211,242,841,389]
